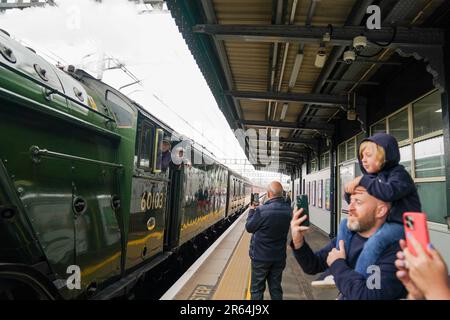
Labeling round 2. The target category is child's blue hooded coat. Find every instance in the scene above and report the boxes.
[345,133,421,223]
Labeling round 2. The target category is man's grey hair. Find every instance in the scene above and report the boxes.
[267,182,283,198]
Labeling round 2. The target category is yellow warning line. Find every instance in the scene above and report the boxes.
[246,265,251,300]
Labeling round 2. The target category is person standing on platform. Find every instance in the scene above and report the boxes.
[245,181,292,300]
[286,191,292,206]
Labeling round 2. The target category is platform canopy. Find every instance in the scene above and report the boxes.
[166,0,446,175]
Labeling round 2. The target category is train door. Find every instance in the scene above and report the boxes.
[126,122,169,270]
[164,162,184,250]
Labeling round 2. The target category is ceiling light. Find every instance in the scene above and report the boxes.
[280,103,289,121]
[289,53,304,88]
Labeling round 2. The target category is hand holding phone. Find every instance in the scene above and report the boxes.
[403,212,430,257]
[296,195,310,227]
[251,193,260,206]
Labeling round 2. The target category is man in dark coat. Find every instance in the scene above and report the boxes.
[290,186,407,300]
[246,181,292,300]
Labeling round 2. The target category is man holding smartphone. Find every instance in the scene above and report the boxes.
[246,181,292,300]
[290,186,407,300]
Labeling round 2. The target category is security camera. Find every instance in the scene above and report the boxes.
[343,50,356,64]
[353,35,367,51]
[347,109,357,121]
[314,44,327,68]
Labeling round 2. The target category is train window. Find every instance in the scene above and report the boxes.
[106,91,135,128]
[153,129,164,173]
[138,123,153,170]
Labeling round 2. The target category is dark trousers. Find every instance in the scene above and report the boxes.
[250,259,286,300]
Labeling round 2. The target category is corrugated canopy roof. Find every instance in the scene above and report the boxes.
[166,0,445,174]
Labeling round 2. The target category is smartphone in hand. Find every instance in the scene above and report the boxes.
[251,193,260,206]
[296,195,310,227]
[403,212,430,256]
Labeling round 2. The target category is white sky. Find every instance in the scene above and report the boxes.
[0,0,290,186]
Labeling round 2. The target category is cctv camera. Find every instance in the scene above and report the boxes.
[347,109,357,121]
[353,35,367,51]
[315,45,327,68]
[343,50,356,64]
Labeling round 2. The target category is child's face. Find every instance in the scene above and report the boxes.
[361,143,382,174]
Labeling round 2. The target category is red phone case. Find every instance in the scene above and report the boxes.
[403,212,430,256]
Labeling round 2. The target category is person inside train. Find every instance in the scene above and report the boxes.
[285,191,292,206]
[246,181,292,300]
[290,185,407,300]
[395,233,450,300]
[337,133,421,280]
[159,137,172,172]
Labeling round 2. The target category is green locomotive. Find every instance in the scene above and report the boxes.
[0,30,260,299]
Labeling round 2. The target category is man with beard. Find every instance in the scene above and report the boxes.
[290,186,407,300]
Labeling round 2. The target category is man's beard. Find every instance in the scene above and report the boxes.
[347,214,376,233]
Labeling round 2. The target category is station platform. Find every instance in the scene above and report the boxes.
[160,205,339,300]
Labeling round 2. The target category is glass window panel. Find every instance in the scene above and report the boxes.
[413,91,443,138]
[153,129,164,173]
[399,145,412,174]
[356,132,365,151]
[416,182,447,224]
[355,161,363,177]
[371,119,386,135]
[339,164,355,213]
[106,91,135,127]
[320,154,328,169]
[414,136,445,178]
[312,181,316,206]
[139,125,152,170]
[346,139,356,161]
[388,109,409,142]
[318,180,323,208]
[338,144,346,164]
[325,179,330,210]
[311,159,317,172]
